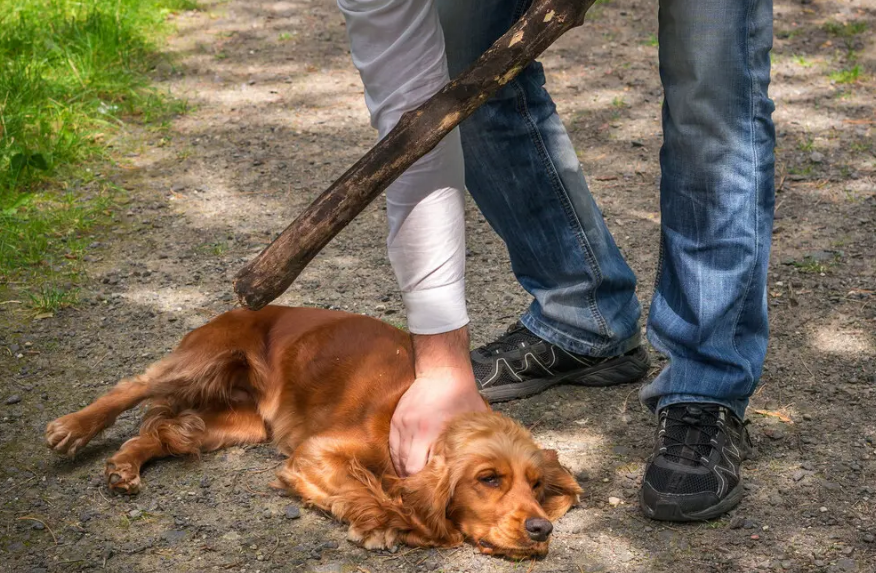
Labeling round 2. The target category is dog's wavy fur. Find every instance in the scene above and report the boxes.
[46,306,581,557]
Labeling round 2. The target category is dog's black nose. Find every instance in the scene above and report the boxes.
[524,517,553,542]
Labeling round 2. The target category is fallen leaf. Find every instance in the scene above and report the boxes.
[753,409,794,424]
[33,313,54,320]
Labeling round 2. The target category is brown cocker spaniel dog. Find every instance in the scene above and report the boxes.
[45,306,581,558]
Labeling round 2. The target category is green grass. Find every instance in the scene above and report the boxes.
[793,54,814,68]
[28,284,80,313]
[823,20,867,38]
[829,65,862,84]
[0,0,196,309]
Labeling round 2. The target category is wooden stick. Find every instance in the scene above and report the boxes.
[234,0,597,310]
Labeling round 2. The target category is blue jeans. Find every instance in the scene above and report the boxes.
[437,0,775,418]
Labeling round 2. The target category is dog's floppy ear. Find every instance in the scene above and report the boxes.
[398,454,463,545]
[539,449,583,520]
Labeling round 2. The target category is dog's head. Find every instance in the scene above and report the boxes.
[402,412,582,559]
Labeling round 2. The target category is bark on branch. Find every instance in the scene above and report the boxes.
[234,0,597,310]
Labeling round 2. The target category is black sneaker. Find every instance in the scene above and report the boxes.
[640,403,752,522]
[470,321,650,403]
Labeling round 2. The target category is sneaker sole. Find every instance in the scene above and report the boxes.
[638,481,745,522]
[480,346,650,403]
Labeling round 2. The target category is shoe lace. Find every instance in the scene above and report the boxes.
[662,406,721,466]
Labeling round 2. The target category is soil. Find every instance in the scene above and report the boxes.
[2,0,875,572]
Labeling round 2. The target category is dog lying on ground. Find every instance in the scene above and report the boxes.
[45,306,581,558]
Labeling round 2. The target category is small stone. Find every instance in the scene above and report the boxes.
[263,509,272,518]
[792,470,807,482]
[781,561,792,570]
[321,540,339,550]
[835,558,856,572]
[128,509,142,519]
[802,413,812,421]
[199,476,211,488]
[284,504,301,519]
[751,534,760,540]
[608,497,622,507]
[31,521,45,530]
[819,506,828,513]
[810,151,824,163]
[5,395,22,405]
[729,515,745,529]
[744,519,756,529]
[862,533,874,543]
[801,461,815,471]
[162,530,186,544]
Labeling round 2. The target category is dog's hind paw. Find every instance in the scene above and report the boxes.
[46,415,96,456]
[347,525,399,552]
[105,461,141,495]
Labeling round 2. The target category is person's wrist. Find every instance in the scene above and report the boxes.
[411,327,472,378]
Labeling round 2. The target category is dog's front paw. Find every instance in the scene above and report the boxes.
[46,415,96,456]
[105,461,141,495]
[347,525,399,552]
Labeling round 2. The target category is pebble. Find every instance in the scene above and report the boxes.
[819,506,828,513]
[810,151,824,163]
[128,509,142,519]
[835,558,856,572]
[729,515,746,529]
[792,470,807,482]
[162,530,186,544]
[284,504,301,519]
[608,496,622,507]
[263,509,272,518]
[863,533,874,543]
[5,395,22,405]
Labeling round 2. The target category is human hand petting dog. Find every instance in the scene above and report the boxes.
[390,326,489,477]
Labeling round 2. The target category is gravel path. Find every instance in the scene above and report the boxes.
[2,0,874,571]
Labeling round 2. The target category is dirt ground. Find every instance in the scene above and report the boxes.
[2,0,875,571]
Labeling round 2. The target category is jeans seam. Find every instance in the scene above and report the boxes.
[508,78,612,343]
[730,0,759,381]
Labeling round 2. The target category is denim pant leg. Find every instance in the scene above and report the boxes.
[640,0,776,418]
[437,0,641,357]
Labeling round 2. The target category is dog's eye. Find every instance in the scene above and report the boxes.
[478,474,501,487]
[532,480,542,490]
